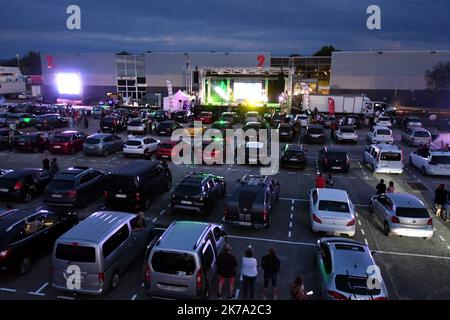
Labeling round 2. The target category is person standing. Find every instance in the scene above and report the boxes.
[326,173,334,188]
[84,115,89,129]
[68,115,74,129]
[49,158,60,176]
[387,181,395,193]
[7,131,14,153]
[241,246,258,300]
[217,244,238,299]
[315,172,326,189]
[291,276,307,300]
[42,154,50,171]
[434,184,448,218]
[376,179,387,195]
[261,248,280,300]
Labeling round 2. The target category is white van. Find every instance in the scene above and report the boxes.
[363,144,404,174]
[366,126,394,144]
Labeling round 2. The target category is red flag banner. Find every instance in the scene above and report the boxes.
[328,97,335,115]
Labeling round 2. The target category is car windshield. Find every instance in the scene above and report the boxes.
[308,128,324,134]
[151,251,196,275]
[414,131,430,138]
[15,135,31,142]
[284,150,304,157]
[48,179,75,189]
[85,138,100,144]
[430,156,450,165]
[396,207,429,218]
[328,152,348,160]
[200,112,211,116]
[340,128,355,133]
[55,244,96,263]
[158,123,171,129]
[125,140,142,146]
[379,118,390,122]
[318,200,350,213]
[129,120,142,126]
[376,129,391,136]
[107,176,137,192]
[175,184,201,196]
[408,117,420,122]
[335,275,381,296]
[52,135,71,142]
[380,152,401,161]
[279,125,292,132]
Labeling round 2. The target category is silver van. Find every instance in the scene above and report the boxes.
[52,211,154,295]
[144,221,227,299]
[363,144,403,174]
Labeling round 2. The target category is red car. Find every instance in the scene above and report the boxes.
[156,140,189,160]
[196,111,214,124]
[48,130,86,154]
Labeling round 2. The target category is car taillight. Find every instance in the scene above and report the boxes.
[99,272,105,284]
[374,296,388,301]
[391,216,400,224]
[224,208,229,218]
[67,190,77,198]
[136,193,141,201]
[346,219,355,226]
[196,269,203,290]
[263,210,268,221]
[104,191,108,198]
[14,181,22,190]
[144,263,151,284]
[0,249,10,259]
[313,214,322,224]
[428,218,433,226]
[327,290,348,300]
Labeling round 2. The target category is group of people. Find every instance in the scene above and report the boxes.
[375,179,396,195]
[42,154,59,176]
[216,244,304,300]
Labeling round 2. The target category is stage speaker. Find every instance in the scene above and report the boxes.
[193,71,199,84]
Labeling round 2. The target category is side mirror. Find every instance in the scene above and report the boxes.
[371,251,377,255]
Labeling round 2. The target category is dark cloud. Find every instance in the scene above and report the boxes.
[0,0,449,59]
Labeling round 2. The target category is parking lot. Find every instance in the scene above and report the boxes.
[0,116,449,300]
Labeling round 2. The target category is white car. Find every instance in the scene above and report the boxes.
[404,116,422,128]
[366,126,394,144]
[245,111,260,123]
[123,136,160,158]
[375,116,392,127]
[401,127,431,146]
[308,188,356,237]
[297,114,308,127]
[333,126,358,144]
[409,150,450,176]
[127,118,149,134]
[363,144,404,174]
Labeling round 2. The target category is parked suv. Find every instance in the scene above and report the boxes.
[127,118,151,135]
[0,208,78,274]
[13,132,49,152]
[171,172,226,216]
[83,133,123,157]
[0,168,52,202]
[155,120,182,136]
[44,167,105,208]
[172,111,193,123]
[304,124,326,144]
[105,160,172,209]
[224,175,280,229]
[144,221,227,299]
[100,115,126,133]
[280,144,307,169]
[366,126,393,144]
[35,114,68,131]
[48,131,86,154]
[319,146,350,173]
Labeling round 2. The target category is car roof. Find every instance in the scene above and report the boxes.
[0,209,52,234]
[410,127,429,132]
[286,144,304,151]
[86,133,112,139]
[372,125,390,130]
[332,244,373,276]
[429,151,450,156]
[57,211,134,244]
[156,221,212,252]
[307,124,324,129]
[371,144,400,151]
[325,146,347,153]
[339,125,354,130]
[160,120,176,124]
[57,166,90,177]
[108,160,159,176]
[0,168,40,178]
[385,193,425,208]
[55,131,79,136]
[316,188,349,202]
[39,113,60,117]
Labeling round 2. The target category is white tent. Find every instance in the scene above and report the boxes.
[163,90,192,112]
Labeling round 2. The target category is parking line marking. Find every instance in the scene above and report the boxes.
[364,239,369,245]
[291,206,294,211]
[141,283,144,287]
[448,246,450,251]
[289,222,293,228]
[28,292,45,296]
[131,294,138,300]
[152,217,157,223]
[355,212,359,217]
[290,213,293,219]
[288,172,296,175]
[439,235,445,242]
[361,229,365,236]
[227,235,315,247]
[291,199,294,205]
[159,210,165,216]
[0,288,16,292]
[31,282,48,295]
[288,231,292,238]
[375,250,450,261]
[358,220,362,226]
[57,295,75,300]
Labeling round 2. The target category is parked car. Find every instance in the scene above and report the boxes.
[296,114,309,127]
[104,160,172,209]
[280,144,307,169]
[363,144,403,174]
[245,111,260,123]
[185,122,207,137]
[156,140,179,160]
[220,111,240,124]
[403,116,422,129]
[342,115,362,129]
[308,188,355,237]
[35,114,68,131]
[322,115,337,128]
[0,168,52,202]
[366,126,394,144]
[100,115,126,133]
[277,123,296,141]
[409,150,450,176]
[369,193,433,239]
[6,113,37,128]
[224,175,280,229]
[52,211,155,294]
[144,221,227,299]
[154,110,168,122]
[304,124,326,144]
[171,172,226,216]
[196,111,214,124]
[13,132,49,152]
[155,120,183,136]
[271,113,285,127]
[83,133,123,157]
[333,126,358,144]
[123,136,159,158]
[319,146,350,173]
[0,208,78,274]
[315,237,388,300]
[172,110,193,123]
[127,118,151,135]
[0,128,23,150]
[211,120,233,136]
[48,131,86,154]
[92,105,111,118]
[44,167,105,208]
[401,127,431,146]
[375,116,392,127]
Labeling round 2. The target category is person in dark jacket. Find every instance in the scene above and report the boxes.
[217,243,238,299]
[435,183,448,218]
[261,247,281,300]
[49,158,59,176]
[42,154,50,171]
[376,179,386,195]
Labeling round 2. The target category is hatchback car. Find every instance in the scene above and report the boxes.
[48,131,86,154]
[155,121,183,136]
[83,133,123,157]
[280,144,307,169]
[409,150,450,176]
[127,118,150,135]
[366,126,393,144]
[369,193,433,239]
[401,127,431,146]
[0,168,52,202]
[35,114,68,131]
[277,123,296,141]
[13,133,49,152]
[123,136,159,158]
[375,116,392,127]
[319,147,350,173]
[196,111,214,124]
[220,112,240,124]
[304,124,325,144]
[172,111,193,123]
[333,126,358,144]
[100,115,126,133]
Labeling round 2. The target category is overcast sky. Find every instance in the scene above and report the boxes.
[1,0,450,59]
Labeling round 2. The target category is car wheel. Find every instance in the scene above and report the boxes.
[110,271,120,290]
[102,149,109,157]
[383,221,391,236]
[421,166,427,176]
[22,192,32,203]
[18,257,31,275]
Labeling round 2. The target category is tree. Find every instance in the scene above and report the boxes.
[313,46,338,56]
[0,51,41,75]
[425,61,450,90]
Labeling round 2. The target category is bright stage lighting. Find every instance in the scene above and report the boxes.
[213,86,228,100]
[56,73,82,95]
[234,82,264,103]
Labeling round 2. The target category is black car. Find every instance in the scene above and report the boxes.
[224,175,280,229]
[105,160,172,209]
[280,144,307,169]
[271,113,285,127]
[319,146,350,173]
[277,123,296,141]
[304,124,326,144]
[220,112,240,124]
[170,172,226,216]
[154,110,169,122]
[172,110,193,123]
[35,114,68,131]
[155,120,183,136]
[100,115,126,133]
[211,120,233,136]
[0,208,78,274]
[13,132,49,152]
[43,167,105,208]
[0,168,53,202]
[6,113,37,129]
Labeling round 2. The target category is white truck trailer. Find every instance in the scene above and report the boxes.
[303,94,391,115]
